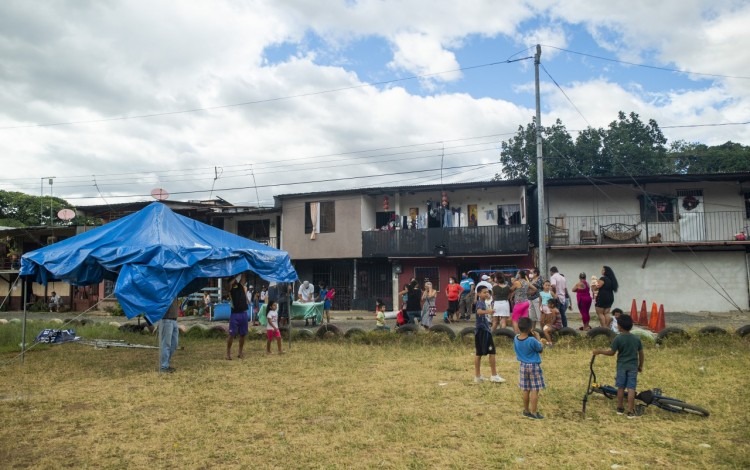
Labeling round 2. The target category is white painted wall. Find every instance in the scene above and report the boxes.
[546,181,750,244]
[548,250,749,314]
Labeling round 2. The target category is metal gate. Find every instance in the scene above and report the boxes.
[354,259,392,311]
[311,260,353,311]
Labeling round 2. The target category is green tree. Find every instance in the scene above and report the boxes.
[601,111,671,176]
[498,121,536,180]
[669,140,750,174]
[0,190,96,226]
[497,118,577,181]
[497,111,680,180]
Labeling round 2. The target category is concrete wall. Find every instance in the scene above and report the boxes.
[548,250,750,314]
[280,194,363,259]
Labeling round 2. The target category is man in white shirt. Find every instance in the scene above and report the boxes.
[476,274,493,293]
[298,280,315,303]
[549,266,569,328]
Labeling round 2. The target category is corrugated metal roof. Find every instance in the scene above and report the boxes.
[274,179,528,200]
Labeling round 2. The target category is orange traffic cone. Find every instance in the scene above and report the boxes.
[656,304,666,333]
[630,299,638,318]
[638,300,648,326]
[648,302,659,331]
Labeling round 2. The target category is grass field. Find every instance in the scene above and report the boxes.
[0,321,748,469]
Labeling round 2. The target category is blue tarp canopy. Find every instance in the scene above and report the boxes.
[20,202,297,323]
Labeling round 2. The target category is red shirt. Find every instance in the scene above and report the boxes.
[445,283,463,301]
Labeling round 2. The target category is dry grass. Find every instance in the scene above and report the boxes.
[0,326,748,469]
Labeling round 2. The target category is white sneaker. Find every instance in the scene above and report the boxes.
[490,375,506,383]
[474,376,486,383]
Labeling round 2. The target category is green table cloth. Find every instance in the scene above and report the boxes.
[258,301,324,326]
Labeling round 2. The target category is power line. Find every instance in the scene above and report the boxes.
[0,57,532,130]
[61,163,490,201]
[544,45,750,80]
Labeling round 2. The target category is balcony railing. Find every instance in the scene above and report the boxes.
[253,237,279,249]
[546,211,749,246]
[362,225,529,257]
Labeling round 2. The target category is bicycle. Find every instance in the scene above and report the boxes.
[581,355,709,417]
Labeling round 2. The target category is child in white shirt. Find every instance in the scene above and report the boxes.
[266,301,283,354]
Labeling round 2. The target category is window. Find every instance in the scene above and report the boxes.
[639,195,675,222]
[305,201,335,233]
[414,267,440,291]
[745,192,750,219]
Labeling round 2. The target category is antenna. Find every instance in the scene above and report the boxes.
[151,188,170,201]
[57,208,76,221]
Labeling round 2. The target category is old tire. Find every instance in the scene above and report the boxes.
[428,324,456,340]
[295,328,314,339]
[587,327,615,340]
[315,324,342,338]
[344,327,368,338]
[493,328,515,339]
[396,323,418,335]
[698,325,727,336]
[119,323,145,333]
[655,327,689,344]
[558,327,579,337]
[735,325,750,337]
[458,327,475,341]
[206,324,228,338]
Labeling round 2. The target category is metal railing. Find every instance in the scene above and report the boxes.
[546,211,749,245]
[362,225,529,257]
[253,237,279,249]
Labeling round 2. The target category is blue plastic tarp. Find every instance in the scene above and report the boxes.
[20,202,297,323]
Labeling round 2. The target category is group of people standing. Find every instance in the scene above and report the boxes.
[396,265,619,334]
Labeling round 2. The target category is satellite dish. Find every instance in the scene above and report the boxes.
[151,188,170,201]
[57,208,76,221]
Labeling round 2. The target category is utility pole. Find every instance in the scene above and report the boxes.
[535,44,547,276]
[49,177,55,226]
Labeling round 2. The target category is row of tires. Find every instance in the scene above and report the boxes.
[116,322,750,343]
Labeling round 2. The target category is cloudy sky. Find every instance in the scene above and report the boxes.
[1,0,748,209]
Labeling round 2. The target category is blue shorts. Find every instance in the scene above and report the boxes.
[615,369,638,390]
[229,312,249,337]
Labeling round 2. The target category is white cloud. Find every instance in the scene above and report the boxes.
[388,32,462,86]
[0,0,748,208]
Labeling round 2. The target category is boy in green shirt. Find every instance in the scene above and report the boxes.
[592,314,644,418]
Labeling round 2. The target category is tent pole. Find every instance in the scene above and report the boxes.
[157,316,163,373]
[21,278,27,365]
[288,282,293,350]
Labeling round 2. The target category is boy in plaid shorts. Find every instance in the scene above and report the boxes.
[513,317,545,419]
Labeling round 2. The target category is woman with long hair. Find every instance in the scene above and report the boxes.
[509,269,537,333]
[420,281,437,329]
[594,266,618,327]
[572,272,593,331]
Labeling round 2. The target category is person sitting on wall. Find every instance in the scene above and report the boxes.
[48,291,62,313]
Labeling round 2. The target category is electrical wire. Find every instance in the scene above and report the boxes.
[0,56,532,130]
[543,45,750,80]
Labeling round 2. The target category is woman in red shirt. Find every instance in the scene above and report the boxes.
[445,276,463,323]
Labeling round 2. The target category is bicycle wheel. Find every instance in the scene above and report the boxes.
[655,398,710,417]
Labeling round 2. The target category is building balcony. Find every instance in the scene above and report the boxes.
[253,237,278,249]
[546,211,750,248]
[362,225,529,258]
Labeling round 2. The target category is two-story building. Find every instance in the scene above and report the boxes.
[541,173,750,313]
[277,181,533,312]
